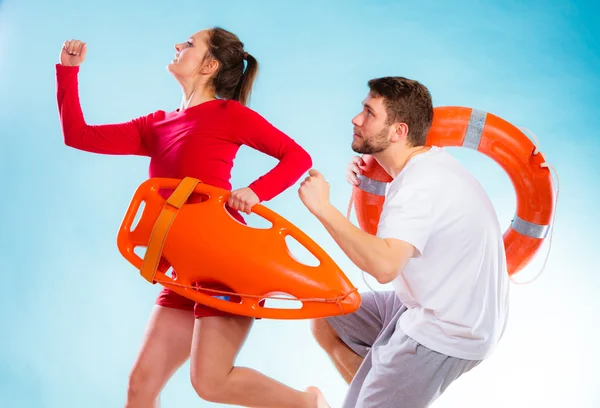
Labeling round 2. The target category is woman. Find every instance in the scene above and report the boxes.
[57,27,329,408]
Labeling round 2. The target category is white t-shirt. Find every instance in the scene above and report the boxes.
[376,146,510,361]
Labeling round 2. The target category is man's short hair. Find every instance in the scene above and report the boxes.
[368,77,434,146]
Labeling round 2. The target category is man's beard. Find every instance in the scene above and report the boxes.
[351,126,390,155]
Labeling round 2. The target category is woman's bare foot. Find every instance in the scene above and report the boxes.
[305,386,330,408]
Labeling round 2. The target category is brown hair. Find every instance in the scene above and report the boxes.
[204,27,258,106]
[367,77,433,146]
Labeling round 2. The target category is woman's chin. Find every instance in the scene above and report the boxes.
[166,62,179,74]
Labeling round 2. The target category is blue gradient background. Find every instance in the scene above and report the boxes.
[1,0,598,407]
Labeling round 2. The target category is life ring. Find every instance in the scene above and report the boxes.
[352,106,556,277]
[117,177,361,319]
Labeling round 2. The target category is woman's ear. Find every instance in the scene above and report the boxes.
[199,56,219,76]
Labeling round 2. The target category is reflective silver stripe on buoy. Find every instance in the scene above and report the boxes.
[511,215,550,239]
[463,109,487,150]
[356,175,388,196]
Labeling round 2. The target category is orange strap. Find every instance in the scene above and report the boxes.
[140,177,200,283]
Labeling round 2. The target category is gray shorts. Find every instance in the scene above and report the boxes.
[326,291,481,408]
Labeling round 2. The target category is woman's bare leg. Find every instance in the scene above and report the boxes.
[125,305,194,408]
[189,315,329,407]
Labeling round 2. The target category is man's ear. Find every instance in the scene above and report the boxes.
[390,122,409,143]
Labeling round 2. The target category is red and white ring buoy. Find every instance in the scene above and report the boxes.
[351,106,557,277]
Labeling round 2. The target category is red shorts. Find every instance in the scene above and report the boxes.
[155,282,244,319]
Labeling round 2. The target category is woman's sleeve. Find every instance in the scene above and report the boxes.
[56,64,152,156]
[229,103,312,202]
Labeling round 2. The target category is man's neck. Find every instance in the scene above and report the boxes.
[375,145,432,179]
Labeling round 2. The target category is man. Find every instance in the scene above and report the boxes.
[298,76,510,407]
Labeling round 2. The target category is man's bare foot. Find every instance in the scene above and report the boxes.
[305,386,330,408]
